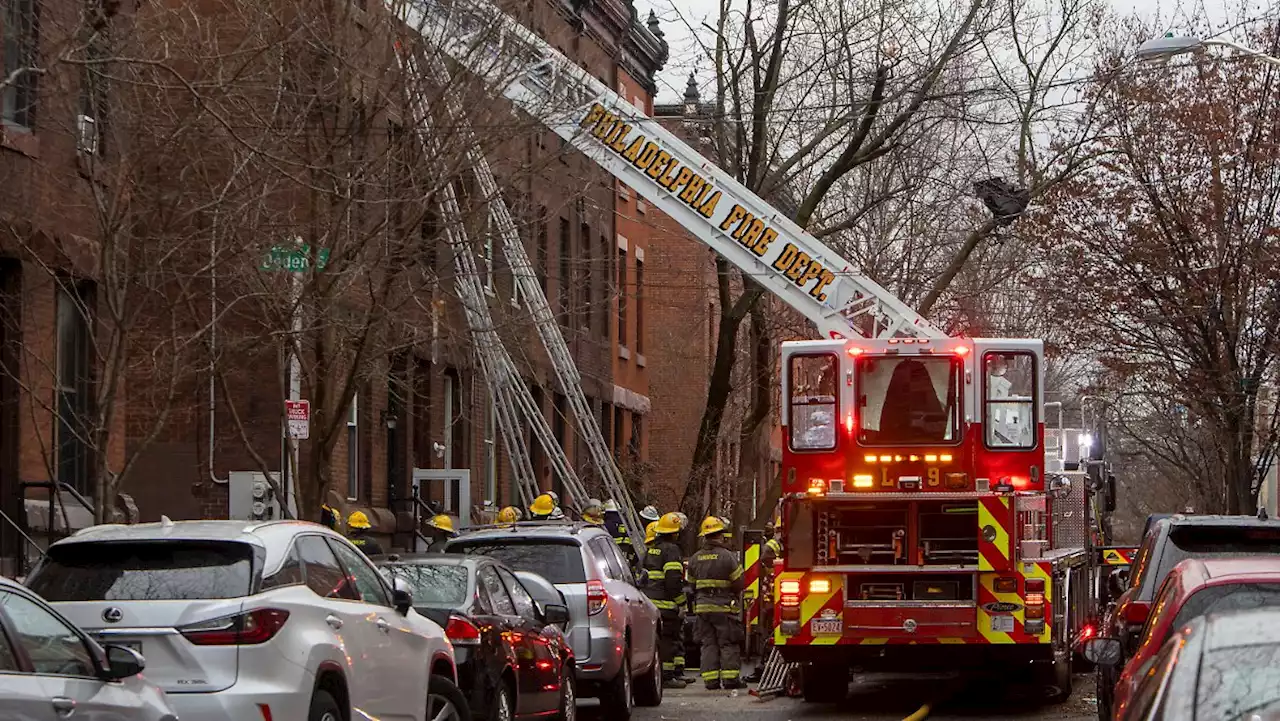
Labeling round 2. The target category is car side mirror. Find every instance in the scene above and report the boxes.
[102,644,145,680]
[392,579,414,616]
[543,603,571,626]
[1083,637,1123,666]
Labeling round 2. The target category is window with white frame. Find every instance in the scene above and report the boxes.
[346,395,359,499]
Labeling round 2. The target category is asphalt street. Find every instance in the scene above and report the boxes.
[581,672,1098,721]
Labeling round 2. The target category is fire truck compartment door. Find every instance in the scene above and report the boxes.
[843,604,978,638]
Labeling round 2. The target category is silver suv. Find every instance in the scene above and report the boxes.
[446,522,662,719]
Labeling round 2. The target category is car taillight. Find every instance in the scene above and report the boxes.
[180,608,289,646]
[587,580,608,615]
[445,615,481,646]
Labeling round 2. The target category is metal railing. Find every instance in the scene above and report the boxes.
[1,481,95,577]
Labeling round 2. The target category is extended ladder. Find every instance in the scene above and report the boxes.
[405,48,647,552]
[391,0,944,342]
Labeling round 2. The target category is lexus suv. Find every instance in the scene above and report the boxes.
[447,522,662,720]
[24,519,467,721]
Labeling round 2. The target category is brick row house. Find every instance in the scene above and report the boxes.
[1,0,735,566]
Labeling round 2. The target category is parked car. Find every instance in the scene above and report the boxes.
[0,576,179,720]
[1094,514,1280,719]
[376,554,576,721]
[1090,557,1280,719]
[447,522,663,720]
[1088,607,1280,720]
[23,519,468,721]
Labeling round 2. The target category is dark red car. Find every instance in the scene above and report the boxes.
[1093,557,1280,719]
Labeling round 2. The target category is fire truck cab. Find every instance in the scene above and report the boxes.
[777,337,1091,701]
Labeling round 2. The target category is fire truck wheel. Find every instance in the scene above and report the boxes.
[801,662,848,704]
[1042,657,1073,704]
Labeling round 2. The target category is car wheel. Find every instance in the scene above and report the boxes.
[427,674,471,721]
[1043,657,1073,704]
[600,644,633,720]
[633,638,663,707]
[309,690,343,721]
[557,663,577,721]
[489,679,515,721]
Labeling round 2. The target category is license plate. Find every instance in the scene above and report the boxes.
[990,616,1015,633]
[810,619,842,635]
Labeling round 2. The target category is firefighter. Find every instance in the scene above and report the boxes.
[604,500,638,569]
[688,516,745,690]
[582,499,605,525]
[425,514,456,552]
[643,512,688,689]
[320,504,341,531]
[496,506,522,527]
[529,493,556,520]
[346,511,385,556]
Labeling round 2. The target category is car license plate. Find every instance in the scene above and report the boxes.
[990,616,1015,633]
[810,619,842,635]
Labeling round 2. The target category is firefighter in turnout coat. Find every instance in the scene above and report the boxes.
[643,513,689,689]
[688,516,745,689]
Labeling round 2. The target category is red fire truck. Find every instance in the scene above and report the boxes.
[775,337,1094,702]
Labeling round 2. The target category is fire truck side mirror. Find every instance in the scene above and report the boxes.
[1083,637,1123,666]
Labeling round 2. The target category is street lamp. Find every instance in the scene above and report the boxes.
[1137,32,1280,67]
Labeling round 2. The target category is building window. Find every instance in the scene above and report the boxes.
[617,247,627,346]
[1,0,39,130]
[558,217,572,323]
[613,406,624,463]
[629,412,643,463]
[346,394,359,500]
[635,258,645,355]
[484,393,497,504]
[56,284,92,496]
[444,369,467,469]
[536,206,548,293]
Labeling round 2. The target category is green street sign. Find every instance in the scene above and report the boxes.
[261,245,330,272]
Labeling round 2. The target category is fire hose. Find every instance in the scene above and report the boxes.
[901,703,931,721]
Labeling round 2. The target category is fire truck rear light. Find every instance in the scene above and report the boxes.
[1025,593,1045,606]
[1024,604,1045,620]
[845,414,854,433]
[780,580,801,595]
[864,455,877,463]
[993,577,1017,594]
[879,455,892,463]
[847,347,864,357]
[955,346,970,356]
[808,478,826,496]
[894,455,904,462]
[909,455,920,461]
[780,602,800,618]
[852,475,874,488]
[945,472,968,489]
[940,454,953,462]
[1011,476,1030,490]
[925,454,938,463]
[1024,579,1046,594]
[809,579,831,594]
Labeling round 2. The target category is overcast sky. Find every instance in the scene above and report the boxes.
[636,0,1263,103]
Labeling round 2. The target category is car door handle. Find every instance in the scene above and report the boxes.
[52,697,76,716]
[375,617,391,633]
[326,614,344,630]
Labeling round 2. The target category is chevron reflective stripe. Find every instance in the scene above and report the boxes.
[976,564,1053,644]
[744,543,762,628]
[977,496,1012,571]
[1103,548,1135,565]
[772,571,843,646]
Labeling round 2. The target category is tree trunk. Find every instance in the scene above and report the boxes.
[734,301,773,530]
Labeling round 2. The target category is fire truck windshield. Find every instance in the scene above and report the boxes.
[857,356,961,445]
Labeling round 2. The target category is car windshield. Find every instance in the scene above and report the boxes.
[449,539,587,584]
[1195,643,1280,720]
[1149,527,1280,594]
[381,564,469,607]
[857,356,961,445]
[1172,584,1280,631]
[26,541,256,601]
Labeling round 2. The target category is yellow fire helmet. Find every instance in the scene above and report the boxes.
[427,514,455,534]
[347,510,372,530]
[645,521,659,544]
[582,499,605,525]
[496,506,522,525]
[530,493,556,517]
[699,515,727,537]
[655,512,682,535]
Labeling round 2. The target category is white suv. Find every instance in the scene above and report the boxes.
[24,519,467,721]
